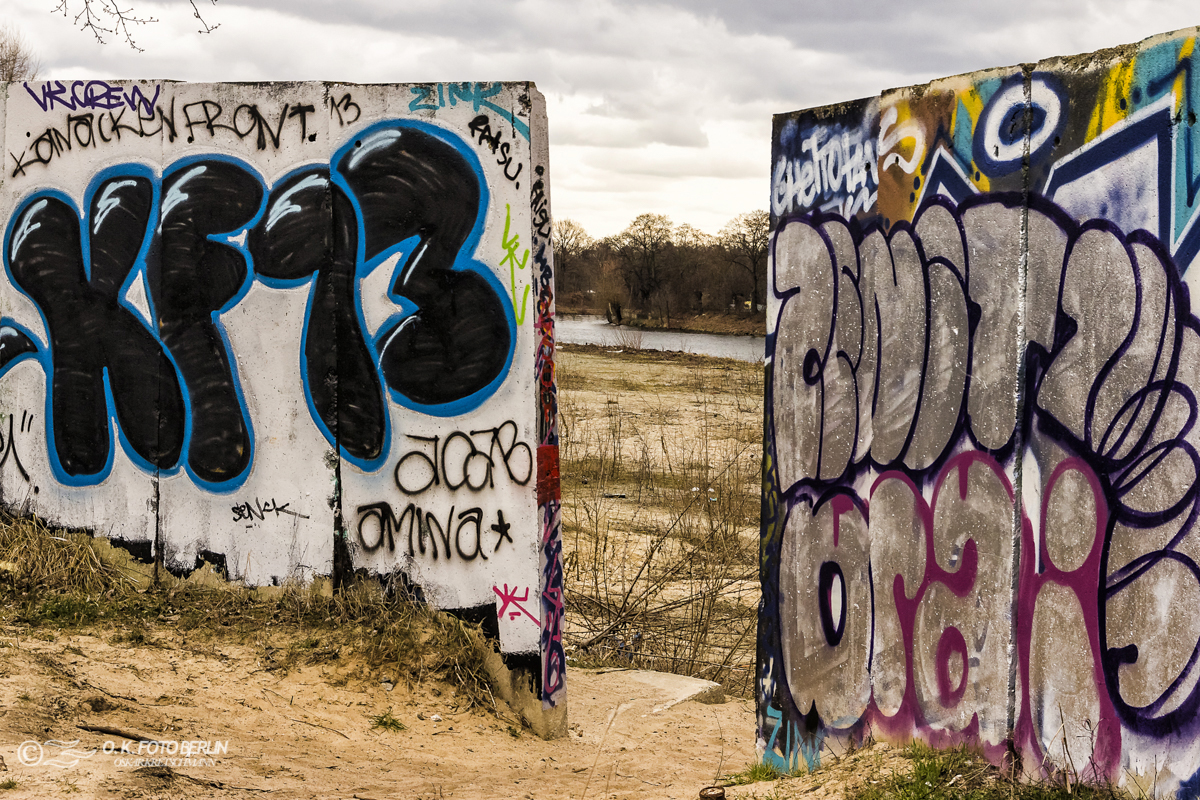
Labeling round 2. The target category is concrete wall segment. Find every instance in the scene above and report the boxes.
[762,24,1200,795]
[0,79,561,706]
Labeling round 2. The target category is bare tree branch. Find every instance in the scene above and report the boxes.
[189,0,219,34]
[0,23,42,81]
[552,219,594,293]
[608,213,675,307]
[51,0,219,50]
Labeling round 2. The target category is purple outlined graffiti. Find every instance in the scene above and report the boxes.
[762,192,1200,785]
[762,32,1200,793]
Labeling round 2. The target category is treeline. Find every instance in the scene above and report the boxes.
[552,211,768,325]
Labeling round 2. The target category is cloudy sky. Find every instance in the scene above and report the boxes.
[6,0,1200,237]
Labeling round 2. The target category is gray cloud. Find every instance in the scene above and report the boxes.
[7,0,1200,235]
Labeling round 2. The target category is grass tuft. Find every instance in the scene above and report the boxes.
[370,709,407,732]
[723,760,795,785]
[848,743,1133,800]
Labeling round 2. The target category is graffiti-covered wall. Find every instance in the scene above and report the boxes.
[0,80,564,707]
[762,26,1200,794]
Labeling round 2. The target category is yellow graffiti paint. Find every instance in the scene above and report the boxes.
[1174,37,1195,115]
[954,87,991,192]
[1088,58,1136,140]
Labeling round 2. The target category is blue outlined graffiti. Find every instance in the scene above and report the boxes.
[330,120,515,427]
[151,155,263,490]
[972,73,1068,178]
[907,63,1200,274]
[2,119,516,488]
[1044,95,1200,273]
[4,170,186,488]
[250,165,390,470]
[0,323,40,379]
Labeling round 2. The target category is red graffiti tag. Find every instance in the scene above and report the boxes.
[493,583,539,625]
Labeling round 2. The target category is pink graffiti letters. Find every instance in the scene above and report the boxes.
[764,193,1200,779]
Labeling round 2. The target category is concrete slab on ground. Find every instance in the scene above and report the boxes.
[573,668,726,715]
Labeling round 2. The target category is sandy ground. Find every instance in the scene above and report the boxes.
[0,623,764,799]
[0,348,907,799]
[0,620,917,799]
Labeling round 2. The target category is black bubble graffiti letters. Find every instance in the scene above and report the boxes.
[355,502,510,560]
[5,119,515,483]
[336,123,512,407]
[150,160,262,485]
[8,178,187,478]
[249,168,386,462]
[393,422,534,494]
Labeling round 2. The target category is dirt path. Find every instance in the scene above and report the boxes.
[0,624,760,799]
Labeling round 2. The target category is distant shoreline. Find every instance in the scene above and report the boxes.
[556,309,766,337]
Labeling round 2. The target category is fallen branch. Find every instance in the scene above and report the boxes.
[285,716,349,740]
[80,680,140,704]
[77,723,153,742]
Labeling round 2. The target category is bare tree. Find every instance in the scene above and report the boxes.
[671,223,713,250]
[552,218,594,295]
[51,0,218,51]
[667,224,720,313]
[719,210,769,311]
[0,24,41,81]
[608,213,675,308]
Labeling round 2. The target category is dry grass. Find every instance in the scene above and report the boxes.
[609,326,646,351]
[0,513,496,710]
[557,344,763,695]
[0,514,140,597]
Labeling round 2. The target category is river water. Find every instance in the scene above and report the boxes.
[555,315,765,363]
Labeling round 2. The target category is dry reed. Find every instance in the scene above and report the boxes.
[557,344,763,695]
